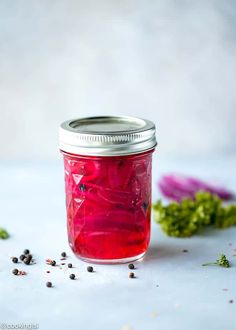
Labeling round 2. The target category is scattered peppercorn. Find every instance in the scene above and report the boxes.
[129,272,135,278]
[69,274,75,280]
[46,271,50,273]
[128,263,135,270]
[24,257,30,265]
[24,249,30,255]
[50,260,56,266]
[182,249,188,253]
[20,254,26,261]
[61,252,66,258]
[18,270,26,276]
[12,257,18,263]
[68,263,72,268]
[87,266,93,272]
[24,255,32,265]
[12,268,18,275]
[46,281,52,288]
[229,300,234,304]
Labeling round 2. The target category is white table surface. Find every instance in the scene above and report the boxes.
[0,155,236,330]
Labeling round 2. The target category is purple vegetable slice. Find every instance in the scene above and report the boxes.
[158,174,234,201]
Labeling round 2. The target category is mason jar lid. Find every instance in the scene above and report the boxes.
[59,116,157,156]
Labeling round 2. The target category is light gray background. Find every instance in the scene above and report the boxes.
[0,0,236,159]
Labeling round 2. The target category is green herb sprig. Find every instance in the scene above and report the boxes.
[202,254,230,268]
[153,191,236,237]
[0,227,10,239]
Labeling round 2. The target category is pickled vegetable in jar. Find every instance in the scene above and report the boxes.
[59,116,157,264]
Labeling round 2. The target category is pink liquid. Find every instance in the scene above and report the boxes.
[62,150,153,261]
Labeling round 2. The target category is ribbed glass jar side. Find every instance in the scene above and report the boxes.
[61,149,154,264]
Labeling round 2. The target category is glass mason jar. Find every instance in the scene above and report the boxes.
[59,116,157,264]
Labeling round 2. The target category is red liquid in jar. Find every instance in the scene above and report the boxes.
[63,150,153,261]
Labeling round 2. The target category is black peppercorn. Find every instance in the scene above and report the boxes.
[12,257,18,263]
[69,274,75,280]
[68,263,72,268]
[61,252,66,258]
[50,260,56,266]
[46,281,52,288]
[20,254,26,261]
[87,266,93,272]
[24,249,30,255]
[142,202,148,211]
[24,255,32,265]
[129,272,135,278]
[128,263,135,270]
[12,268,18,275]
[79,183,86,191]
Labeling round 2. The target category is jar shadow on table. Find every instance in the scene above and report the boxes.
[142,227,235,264]
[142,244,181,264]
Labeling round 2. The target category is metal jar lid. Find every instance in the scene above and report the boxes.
[59,116,157,156]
